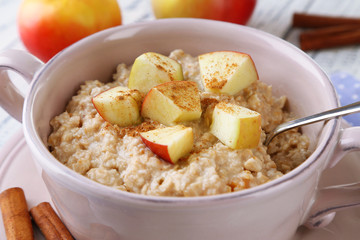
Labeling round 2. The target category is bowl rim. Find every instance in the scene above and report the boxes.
[23,18,340,205]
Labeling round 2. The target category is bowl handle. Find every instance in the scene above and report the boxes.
[0,49,43,122]
[304,126,360,228]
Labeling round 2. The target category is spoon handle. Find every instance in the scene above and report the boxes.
[265,101,360,146]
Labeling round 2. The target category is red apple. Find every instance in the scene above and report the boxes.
[140,125,194,164]
[151,0,256,25]
[17,0,122,62]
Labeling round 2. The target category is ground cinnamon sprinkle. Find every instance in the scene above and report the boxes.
[201,98,219,108]
[156,81,201,112]
[154,54,175,81]
[216,101,236,114]
[204,76,227,89]
[114,120,161,138]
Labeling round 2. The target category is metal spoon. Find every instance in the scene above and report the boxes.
[264,101,360,146]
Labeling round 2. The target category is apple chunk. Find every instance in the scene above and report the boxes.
[210,102,261,149]
[198,51,258,95]
[128,52,184,93]
[92,86,142,126]
[140,125,194,164]
[141,81,202,126]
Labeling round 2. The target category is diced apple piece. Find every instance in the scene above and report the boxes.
[141,81,202,126]
[140,125,194,164]
[128,52,184,93]
[92,86,142,126]
[210,102,261,149]
[198,51,258,95]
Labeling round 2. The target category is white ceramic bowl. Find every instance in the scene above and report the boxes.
[1,19,360,240]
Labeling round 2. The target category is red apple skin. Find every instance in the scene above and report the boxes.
[140,87,154,116]
[151,0,256,25]
[92,98,104,120]
[17,0,122,62]
[140,135,173,164]
[92,98,111,123]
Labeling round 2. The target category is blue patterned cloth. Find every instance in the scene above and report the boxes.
[330,72,360,126]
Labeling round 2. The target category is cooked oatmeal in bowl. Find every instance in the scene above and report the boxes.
[47,49,311,197]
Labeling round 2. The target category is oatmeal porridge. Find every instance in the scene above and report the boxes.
[47,49,311,197]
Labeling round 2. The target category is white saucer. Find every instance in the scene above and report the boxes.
[1,130,360,239]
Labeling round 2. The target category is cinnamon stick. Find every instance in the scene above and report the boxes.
[300,24,360,40]
[300,25,360,51]
[30,202,73,240]
[0,187,34,240]
[293,13,360,28]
